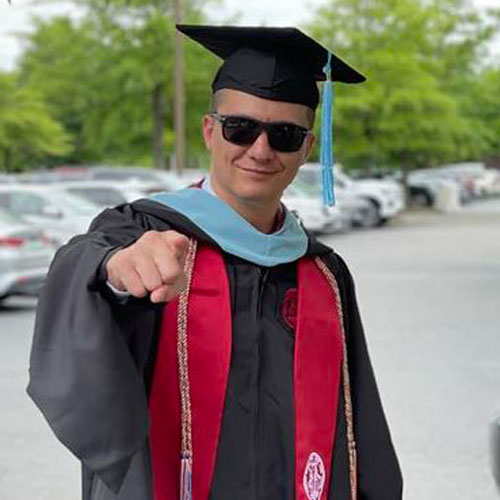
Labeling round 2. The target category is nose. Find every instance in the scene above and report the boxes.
[247,130,275,161]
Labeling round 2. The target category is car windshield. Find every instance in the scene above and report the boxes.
[50,190,100,215]
[0,207,24,225]
[66,187,127,206]
[92,169,160,182]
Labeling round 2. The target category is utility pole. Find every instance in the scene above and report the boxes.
[173,0,185,175]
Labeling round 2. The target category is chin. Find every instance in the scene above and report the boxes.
[233,184,280,204]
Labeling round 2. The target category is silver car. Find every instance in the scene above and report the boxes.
[0,184,101,246]
[0,208,56,301]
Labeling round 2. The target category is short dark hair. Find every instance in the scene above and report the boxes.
[210,89,316,129]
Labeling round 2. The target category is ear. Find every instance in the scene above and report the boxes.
[202,114,215,151]
[303,133,316,161]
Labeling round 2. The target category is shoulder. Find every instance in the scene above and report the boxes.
[314,247,358,302]
[305,231,354,283]
[89,203,147,229]
[88,198,189,236]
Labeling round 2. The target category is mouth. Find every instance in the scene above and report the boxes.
[236,164,281,176]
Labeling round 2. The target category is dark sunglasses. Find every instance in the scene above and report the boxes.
[211,113,310,153]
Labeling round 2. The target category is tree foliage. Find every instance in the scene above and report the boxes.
[3,0,500,172]
[307,0,500,170]
[0,73,71,171]
[16,0,219,170]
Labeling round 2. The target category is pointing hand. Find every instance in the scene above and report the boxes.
[105,230,190,303]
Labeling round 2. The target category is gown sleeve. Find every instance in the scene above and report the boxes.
[27,204,160,494]
[328,252,404,500]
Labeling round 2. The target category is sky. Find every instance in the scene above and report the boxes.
[0,0,499,71]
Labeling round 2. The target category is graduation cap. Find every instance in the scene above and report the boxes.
[176,25,366,206]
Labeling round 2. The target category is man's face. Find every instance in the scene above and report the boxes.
[202,89,315,206]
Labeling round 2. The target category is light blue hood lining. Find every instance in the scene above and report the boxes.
[150,188,308,267]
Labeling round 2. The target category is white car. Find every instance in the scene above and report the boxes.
[283,184,349,234]
[85,166,205,190]
[16,166,206,192]
[410,166,476,203]
[52,180,152,208]
[0,207,56,300]
[438,163,499,197]
[290,178,376,228]
[408,171,461,208]
[0,185,101,246]
[297,164,405,226]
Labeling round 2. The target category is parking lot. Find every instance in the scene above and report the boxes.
[1,198,499,500]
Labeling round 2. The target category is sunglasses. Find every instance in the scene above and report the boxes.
[211,113,311,153]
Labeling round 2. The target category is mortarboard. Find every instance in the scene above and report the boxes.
[176,25,366,206]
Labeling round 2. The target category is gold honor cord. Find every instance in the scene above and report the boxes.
[176,243,358,500]
[177,239,198,500]
[315,257,358,500]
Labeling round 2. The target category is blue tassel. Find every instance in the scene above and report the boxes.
[320,52,335,206]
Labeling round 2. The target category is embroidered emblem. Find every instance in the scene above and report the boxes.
[281,288,298,330]
[303,452,326,500]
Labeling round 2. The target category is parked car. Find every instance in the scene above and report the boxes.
[407,172,461,207]
[0,173,16,184]
[0,185,101,246]
[0,207,56,301]
[84,166,205,190]
[283,184,349,234]
[410,167,474,204]
[52,180,151,208]
[290,179,376,229]
[407,181,435,207]
[344,166,466,209]
[15,167,90,184]
[438,163,499,197]
[296,164,405,226]
[16,166,206,191]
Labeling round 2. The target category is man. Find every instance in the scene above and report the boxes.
[28,25,403,500]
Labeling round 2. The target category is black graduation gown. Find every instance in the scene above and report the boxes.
[27,199,403,500]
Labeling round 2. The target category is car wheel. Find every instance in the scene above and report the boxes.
[411,191,433,207]
[358,199,382,228]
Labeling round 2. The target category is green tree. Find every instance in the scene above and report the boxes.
[0,73,71,172]
[19,2,219,170]
[79,0,219,168]
[19,17,103,164]
[307,0,500,171]
[460,67,500,161]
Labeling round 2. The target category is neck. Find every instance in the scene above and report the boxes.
[209,176,280,234]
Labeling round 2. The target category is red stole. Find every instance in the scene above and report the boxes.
[149,245,343,500]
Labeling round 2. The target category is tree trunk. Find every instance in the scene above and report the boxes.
[174,0,185,174]
[4,148,12,173]
[152,82,166,170]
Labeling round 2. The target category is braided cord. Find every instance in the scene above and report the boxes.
[177,247,357,498]
[177,239,198,459]
[315,257,358,500]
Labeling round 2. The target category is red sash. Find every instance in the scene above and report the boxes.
[149,245,343,500]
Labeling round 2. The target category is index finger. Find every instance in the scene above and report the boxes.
[162,231,190,267]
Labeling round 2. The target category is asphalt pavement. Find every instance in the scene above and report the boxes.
[1,198,499,500]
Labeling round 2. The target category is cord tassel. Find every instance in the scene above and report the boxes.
[180,453,193,500]
[320,52,335,206]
